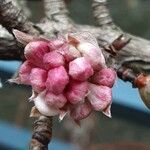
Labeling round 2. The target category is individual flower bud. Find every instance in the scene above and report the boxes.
[58,44,81,62]
[77,42,106,70]
[24,41,49,68]
[92,68,117,88]
[45,92,67,108]
[66,81,88,104]
[67,33,106,70]
[70,102,92,121]
[43,51,65,70]
[87,83,112,117]
[69,57,94,81]
[30,68,47,93]
[134,74,150,109]
[46,66,69,94]
[17,61,33,85]
[34,91,60,116]
[48,36,66,51]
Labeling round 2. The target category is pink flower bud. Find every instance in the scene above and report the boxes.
[24,41,49,68]
[69,57,94,81]
[45,92,67,108]
[67,33,106,70]
[87,83,112,114]
[70,102,92,121]
[34,91,60,116]
[46,66,69,94]
[77,42,106,70]
[48,37,66,51]
[66,81,88,104]
[43,51,65,70]
[92,68,116,88]
[19,61,33,85]
[58,44,81,62]
[30,68,47,92]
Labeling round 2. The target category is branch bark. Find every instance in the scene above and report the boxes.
[92,0,115,27]
[29,116,52,150]
[0,38,23,60]
[0,0,39,34]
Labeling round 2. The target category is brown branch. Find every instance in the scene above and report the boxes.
[29,116,53,150]
[41,0,74,35]
[92,0,115,27]
[13,0,31,18]
[0,0,39,35]
[0,38,23,60]
[44,0,70,23]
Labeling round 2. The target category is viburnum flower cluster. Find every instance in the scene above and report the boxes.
[11,31,116,122]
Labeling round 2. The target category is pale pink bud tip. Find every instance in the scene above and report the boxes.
[29,90,37,102]
[58,44,81,62]
[70,102,92,121]
[43,51,65,70]
[92,68,116,87]
[24,41,49,67]
[69,57,94,81]
[13,29,35,45]
[77,42,106,70]
[87,83,112,112]
[34,91,60,116]
[18,61,33,85]
[66,81,88,104]
[48,37,66,51]
[30,68,47,92]
[46,66,69,94]
[102,105,112,118]
[45,92,67,108]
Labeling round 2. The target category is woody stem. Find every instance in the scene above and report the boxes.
[29,116,53,150]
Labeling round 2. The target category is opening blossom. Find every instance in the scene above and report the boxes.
[11,30,116,122]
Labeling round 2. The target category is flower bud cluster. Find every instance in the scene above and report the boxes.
[11,32,116,122]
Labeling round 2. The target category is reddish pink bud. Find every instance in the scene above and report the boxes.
[58,44,81,62]
[69,57,94,81]
[30,68,47,92]
[24,41,49,67]
[70,102,92,121]
[87,83,112,115]
[45,92,67,108]
[19,61,33,85]
[66,81,88,104]
[92,68,116,88]
[43,51,65,70]
[46,66,69,94]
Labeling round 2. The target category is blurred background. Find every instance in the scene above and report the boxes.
[0,0,150,150]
